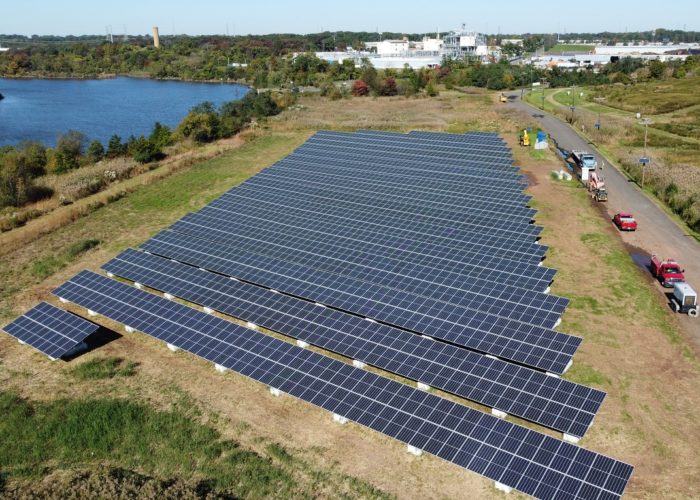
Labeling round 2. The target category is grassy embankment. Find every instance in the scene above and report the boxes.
[546,44,595,53]
[524,77,700,235]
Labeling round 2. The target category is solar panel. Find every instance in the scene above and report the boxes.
[2,302,98,359]
[229,182,537,229]
[53,270,633,499]
[199,198,544,267]
[103,248,604,438]
[271,159,530,202]
[326,130,510,151]
[217,188,539,241]
[274,156,528,196]
[175,209,554,298]
[141,230,580,374]
[210,190,543,244]
[168,213,568,328]
[303,135,515,165]
[245,169,533,217]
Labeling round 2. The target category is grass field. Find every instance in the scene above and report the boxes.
[546,44,595,53]
[1,90,699,498]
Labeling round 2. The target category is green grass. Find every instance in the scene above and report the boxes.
[67,357,137,380]
[28,238,102,280]
[565,362,611,387]
[0,390,296,496]
[595,76,700,114]
[546,44,595,53]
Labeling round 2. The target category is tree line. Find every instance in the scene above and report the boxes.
[0,91,280,210]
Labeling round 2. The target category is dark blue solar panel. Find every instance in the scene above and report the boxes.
[53,270,633,500]
[103,248,603,438]
[168,213,567,328]
[141,230,580,374]
[2,302,98,359]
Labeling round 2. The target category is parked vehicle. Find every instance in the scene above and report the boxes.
[571,150,597,170]
[613,212,638,231]
[650,255,685,287]
[587,171,608,202]
[671,282,698,317]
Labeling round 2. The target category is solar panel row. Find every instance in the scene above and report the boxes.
[53,270,633,500]
[103,248,603,438]
[167,214,566,329]
[141,229,580,375]
[2,302,98,359]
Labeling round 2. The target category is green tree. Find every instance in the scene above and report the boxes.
[130,136,161,164]
[149,122,172,151]
[177,112,220,143]
[0,151,30,207]
[649,60,665,79]
[55,130,86,172]
[106,134,127,158]
[425,81,438,97]
[86,140,105,163]
[18,140,47,178]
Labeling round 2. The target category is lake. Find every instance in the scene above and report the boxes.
[0,77,249,147]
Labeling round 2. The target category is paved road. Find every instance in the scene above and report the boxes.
[506,92,700,343]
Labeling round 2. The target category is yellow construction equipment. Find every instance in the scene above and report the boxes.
[500,93,508,103]
[519,129,530,147]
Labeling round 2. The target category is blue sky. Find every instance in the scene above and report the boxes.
[2,0,698,36]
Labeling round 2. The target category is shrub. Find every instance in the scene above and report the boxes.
[379,77,398,96]
[351,80,370,96]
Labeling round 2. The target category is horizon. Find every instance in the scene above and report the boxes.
[1,0,698,38]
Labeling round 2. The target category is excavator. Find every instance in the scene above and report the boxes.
[588,171,608,201]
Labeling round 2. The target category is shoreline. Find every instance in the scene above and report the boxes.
[0,73,251,87]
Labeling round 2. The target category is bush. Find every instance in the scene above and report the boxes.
[351,80,370,96]
[379,77,398,96]
[87,140,105,163]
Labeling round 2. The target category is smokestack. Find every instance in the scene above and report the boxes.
[152,26,160,48]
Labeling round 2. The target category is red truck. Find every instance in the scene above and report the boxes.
[650,255,685,287]
[613,212,638,231]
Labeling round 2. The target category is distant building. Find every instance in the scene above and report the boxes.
[501,38,523,46]
[376,38,410,56]
[443,26,488,58]
[152,26,160,48]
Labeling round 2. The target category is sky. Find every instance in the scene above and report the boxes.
[1,0,699,37]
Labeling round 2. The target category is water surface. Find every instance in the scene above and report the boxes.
[0,77,248,146]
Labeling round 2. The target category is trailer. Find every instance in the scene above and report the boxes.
[671,282,698,317]
[650,255,685,288]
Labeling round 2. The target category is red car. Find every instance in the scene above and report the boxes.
[613,212,638,231]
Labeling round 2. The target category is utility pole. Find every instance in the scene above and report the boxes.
[640,117,653,188]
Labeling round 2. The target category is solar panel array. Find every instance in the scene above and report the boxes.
[5,130,634,498]
[103,248,604,438]
[53,271,633,500]
[2,302,98,359]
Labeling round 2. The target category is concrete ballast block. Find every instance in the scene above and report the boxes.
[407,445,423,456]
[215,363,228,374]
[269,387,282,397]
[246,322,258,330]
[134,282,143,290]
[495,482,513,494]
[87,309,98,317]
[492,408,508,419]
[563,433,580,444]
[203,306,214,314]
[58,297,69,304]
[164,292,174,300]
[333,414,349,424]
[417,382,431,391]
[352,360,367,369]
[296,339,309,348]
[125,325,135,333]
[166,343,179,352]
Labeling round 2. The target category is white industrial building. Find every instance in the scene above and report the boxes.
[315,26,489,69]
